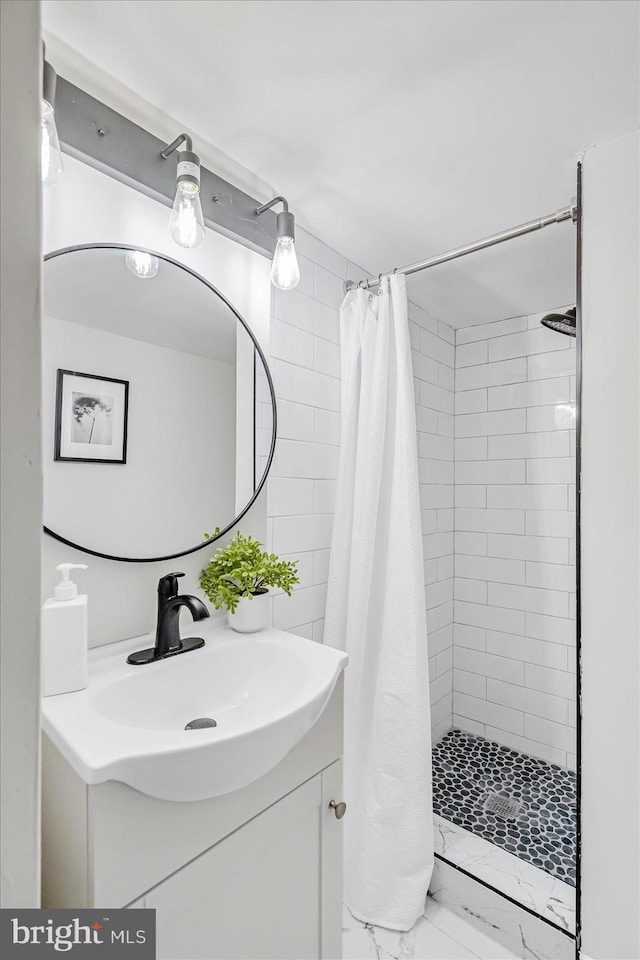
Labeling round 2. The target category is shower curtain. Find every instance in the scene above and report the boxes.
[324,274,433,931]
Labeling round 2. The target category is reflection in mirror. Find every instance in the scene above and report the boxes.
[42,246,275,561]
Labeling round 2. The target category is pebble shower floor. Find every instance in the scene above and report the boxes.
[432,729,576,886]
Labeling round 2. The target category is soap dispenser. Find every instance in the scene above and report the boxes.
[41,563,89,697]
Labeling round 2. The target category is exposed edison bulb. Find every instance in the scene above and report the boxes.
[41,100,63,186]
[169,181,205,248]
[271,236,300,290]
[125,250,160,279]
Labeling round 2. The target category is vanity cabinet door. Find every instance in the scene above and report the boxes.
[144,775,324,960]
[321,759,344,960]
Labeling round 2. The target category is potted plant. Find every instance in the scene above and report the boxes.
[199,531,299,633]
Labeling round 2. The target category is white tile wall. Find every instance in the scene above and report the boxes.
[455,437,488,461]
[457,315,528,344]
[487,378,571,411]
[410,300,456,743]
[487,533,569,564]
[456,358,526,392]
[267,230,455,745]
[485,631,567,670]
[268,259,577,769]
[488,327,572,362]
[456,460,525,484]
[456,409,526,438]
[488,583,569,617]
[527,403,577,433]
[456,340,488,368]
[266,227,350,644]
[453,309,577,768]
[488,430,571,459]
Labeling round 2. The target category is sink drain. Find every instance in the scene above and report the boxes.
[185,718,217,730]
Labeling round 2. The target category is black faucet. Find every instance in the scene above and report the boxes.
[127,573,210,665]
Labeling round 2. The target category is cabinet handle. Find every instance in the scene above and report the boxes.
[329,799,347,819]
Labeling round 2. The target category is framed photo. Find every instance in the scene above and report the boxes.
[54,369,129,464]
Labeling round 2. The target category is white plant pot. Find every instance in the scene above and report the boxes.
[227,591,270,633]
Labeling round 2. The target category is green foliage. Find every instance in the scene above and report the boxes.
[199,531,299,614]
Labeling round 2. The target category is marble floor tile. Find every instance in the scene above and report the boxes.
[429,859,574,960]
[342,902,512,960]
[434,814,575,935]
[541,878,576,934]
[422,897,516,959]
[434,815,556,914]
[433,729,576,887]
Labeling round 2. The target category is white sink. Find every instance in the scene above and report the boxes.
[41,620,348,802]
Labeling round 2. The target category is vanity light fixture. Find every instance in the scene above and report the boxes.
[41,47,63,186]
[125,250,160,280]
[256,196,300,291]
[161,134,206,249]
[46,77,298,264]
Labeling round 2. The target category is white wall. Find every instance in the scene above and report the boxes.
[452,312,577,768]
[0,0,42,907]
[581,130,640,960]
[43,156,271,647]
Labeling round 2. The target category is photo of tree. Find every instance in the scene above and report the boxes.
[55,369,128,463]
[71,392,114,444]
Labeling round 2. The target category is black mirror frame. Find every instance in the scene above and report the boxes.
[42,242,277,563]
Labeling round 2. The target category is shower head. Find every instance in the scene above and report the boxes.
[540,306,576,337]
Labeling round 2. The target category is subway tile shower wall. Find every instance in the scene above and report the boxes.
[264,252,575,765]
[265,240,456,743]
[409,303,456,744]
[453,310,577,769]
[265,227,349,644]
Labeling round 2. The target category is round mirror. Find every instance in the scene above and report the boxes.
[42,244,276,562]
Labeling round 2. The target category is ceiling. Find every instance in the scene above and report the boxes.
[42,0,639,326]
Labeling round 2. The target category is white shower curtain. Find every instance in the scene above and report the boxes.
[324,274,434,931]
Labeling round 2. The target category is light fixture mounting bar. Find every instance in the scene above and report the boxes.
[53,76,278,257]
[43,59,57,107]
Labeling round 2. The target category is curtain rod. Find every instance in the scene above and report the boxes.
[344,202,577,293]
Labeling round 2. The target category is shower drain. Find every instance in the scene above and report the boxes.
[482,791,522,820]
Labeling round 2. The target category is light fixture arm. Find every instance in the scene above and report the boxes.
[161,133,201,195]
[256,196,299,289]
[160,133,205,248]
[161,133,194,158]
[256,196,294,242]
[256,195,289,216]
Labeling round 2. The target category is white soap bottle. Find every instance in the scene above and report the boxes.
[41,563,89,697]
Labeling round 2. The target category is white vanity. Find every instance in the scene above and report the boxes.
[42,621,347,960]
